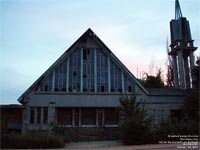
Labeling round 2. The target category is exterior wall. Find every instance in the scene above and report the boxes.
[146,103,183,125]
[21,90,185,132]
[27,93,123,107]
[23,106,119,131]
[0,106,23,134]
[137,94,184,124]
[24,83,144,107]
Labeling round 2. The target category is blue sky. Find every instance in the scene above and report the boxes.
[1,0,200,104]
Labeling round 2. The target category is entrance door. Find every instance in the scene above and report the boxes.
[98,109,103,127]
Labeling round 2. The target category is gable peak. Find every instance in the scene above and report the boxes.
[82,28,97,37]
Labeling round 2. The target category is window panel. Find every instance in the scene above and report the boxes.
[81,108,96,125]
[43,107,48,124]
[69,49,81,92]
[37,107,41,124]
[57,108,73,125]
[37,46,137,94]
[39,73,53,92]
[124,74,135,93]
[54,59,67,92]
[83,48,95,92]
[110,61,122,92]
[96,49,108,92]
[30,107,34,124]
[104,108,119,125]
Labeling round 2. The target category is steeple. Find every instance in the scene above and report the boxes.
[169,0,198,90]
[175,0,183,19]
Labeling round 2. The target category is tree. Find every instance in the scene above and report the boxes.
[118,95,152,145]
[165,37,174,87]
[166,58,174,87]
[141,69,164,88]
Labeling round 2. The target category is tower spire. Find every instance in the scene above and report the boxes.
[175,0,183,19]
[169,0,198,90]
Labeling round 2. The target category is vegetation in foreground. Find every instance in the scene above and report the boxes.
[156,89,199,137]
[119,92,199,145]
[118,95,153,145]
[1,130,66,149]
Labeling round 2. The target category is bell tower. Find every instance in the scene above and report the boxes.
[169,0,197,90]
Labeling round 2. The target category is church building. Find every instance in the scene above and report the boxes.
[18,27,186,132]
[2,0,197,134]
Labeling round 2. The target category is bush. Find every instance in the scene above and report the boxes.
[1,132,66,149]
[51,125,69,136]
[120,120,151,145]
[119,95,152,145]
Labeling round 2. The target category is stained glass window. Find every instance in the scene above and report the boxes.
[110,61,122,92]
[83,48,95,92]
[39,73,53,92]
[124,74,135,92]
[54,59,67,92]
[69,49,81,92]
[37,47,137,94]
[96,49,108,92]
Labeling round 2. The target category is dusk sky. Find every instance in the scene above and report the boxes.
[1,0,200,104]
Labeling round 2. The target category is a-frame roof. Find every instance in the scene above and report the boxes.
[18,28,149,103]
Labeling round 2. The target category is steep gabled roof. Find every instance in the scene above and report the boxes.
[18,28,149,103]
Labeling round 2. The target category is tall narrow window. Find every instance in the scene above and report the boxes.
[54,59,67,92]
[37,107,41,124]
[69,49,81,92]
[124,74,135,93]
[83,48,95,92]
[74,108,79,126]
[39,73,53,92]
[43,107,48,124]
[30,107,35,124]
[110,61,122,92]
[96,49,108,92]
[128,86,132,92]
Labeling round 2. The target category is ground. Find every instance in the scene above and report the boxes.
[65,140,199,150]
